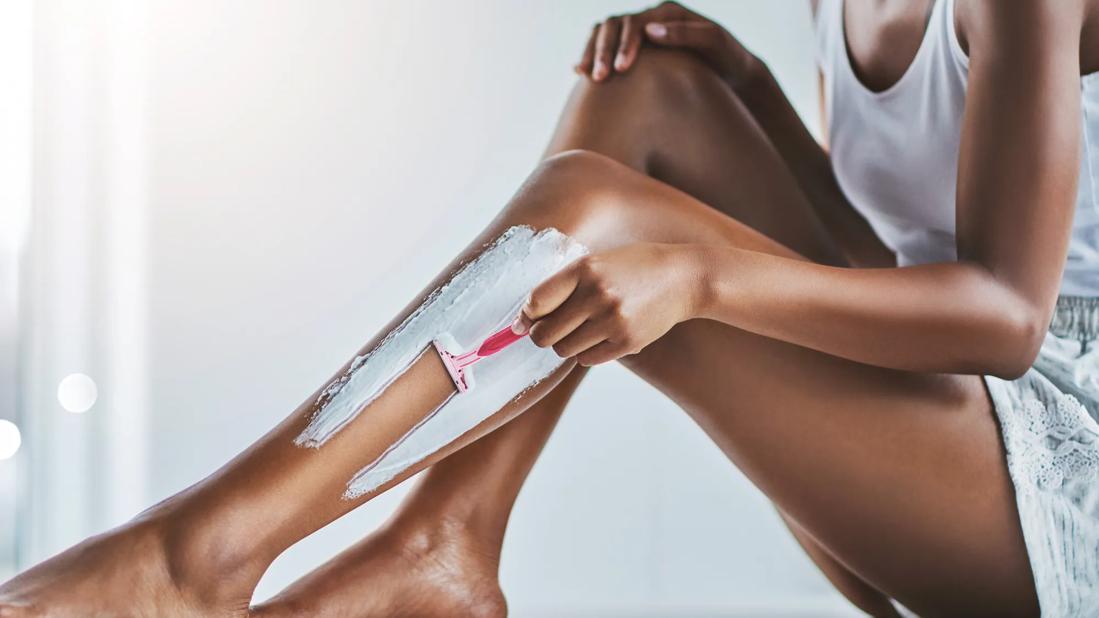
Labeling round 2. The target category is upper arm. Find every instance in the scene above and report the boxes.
[956,1,1085,321]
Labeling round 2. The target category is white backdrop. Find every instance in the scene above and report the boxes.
[17,1,858,615]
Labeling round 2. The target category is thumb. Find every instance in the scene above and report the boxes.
[644,20,722,53]
[516,261,582,330]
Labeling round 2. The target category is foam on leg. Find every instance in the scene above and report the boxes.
[294,225,587,498]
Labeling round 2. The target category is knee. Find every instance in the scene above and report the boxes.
[522,149,636,231]
[536,149,628,202]
[538,149,621,185]
[608,48,727,106]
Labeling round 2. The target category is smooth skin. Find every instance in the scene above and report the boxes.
[2,1,1095,616]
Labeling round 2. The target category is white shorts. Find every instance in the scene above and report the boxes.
[984,296,1099,616]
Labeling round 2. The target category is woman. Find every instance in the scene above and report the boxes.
[3,0,1097,615]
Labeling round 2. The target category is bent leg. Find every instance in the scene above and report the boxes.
[259,49,900,615]
[552,49,912,614]
[548,48,905,613]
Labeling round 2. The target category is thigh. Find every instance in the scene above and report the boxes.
[624,317,1034,616]
[546,48,866,266]
[520,151,1037,617]
[543,52,910,609]
[779,512,904,618]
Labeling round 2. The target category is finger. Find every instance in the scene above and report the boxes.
[592,18,621,81]
[527,289,597,349]
[522,263,582,323]
[651,1,701,21]
[614,14,642,72]
[644,20,720,53]
[575,340,628,367]
[511,310,534,337]
[551,319,610,359]
[576,23,598,75]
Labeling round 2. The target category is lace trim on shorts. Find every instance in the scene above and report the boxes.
[1001,394,1099,493]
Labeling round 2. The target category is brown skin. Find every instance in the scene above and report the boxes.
[252,369,586,618]
[2,1,1094,616]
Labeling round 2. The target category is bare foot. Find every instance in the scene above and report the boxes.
[0,512,258,617]
[253,522,506,618]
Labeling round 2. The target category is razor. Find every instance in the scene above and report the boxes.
[432,324,527,393]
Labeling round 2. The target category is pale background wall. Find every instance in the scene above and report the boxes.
[10,0,859,615]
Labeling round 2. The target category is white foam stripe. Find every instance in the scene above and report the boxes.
[291,226,587,498]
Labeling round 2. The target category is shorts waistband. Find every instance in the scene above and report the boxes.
[1049,295,1099,344]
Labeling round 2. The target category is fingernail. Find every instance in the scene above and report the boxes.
[593,62,607,80]
[511,316,529,335]
[646,23,666,37]
[614,55,627,71]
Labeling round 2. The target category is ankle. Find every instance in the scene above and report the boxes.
[384,513,503,569]
[395,485,514,545]
[138,503,266,608]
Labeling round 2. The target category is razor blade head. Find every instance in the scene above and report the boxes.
[432,336,475,393]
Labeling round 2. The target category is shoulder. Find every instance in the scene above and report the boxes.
[955,0,1085,60]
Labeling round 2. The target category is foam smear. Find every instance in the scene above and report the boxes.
[294,225,587,498]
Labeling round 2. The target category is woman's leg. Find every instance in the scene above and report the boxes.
[252,368,585,617]
[261,49,903,617]
[545,50,914,617]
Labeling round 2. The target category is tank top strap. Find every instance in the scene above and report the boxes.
[813,0,843,76]
[942,0,970,73]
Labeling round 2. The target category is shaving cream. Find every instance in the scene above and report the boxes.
[295,225,587,498]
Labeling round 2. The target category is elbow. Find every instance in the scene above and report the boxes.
[984,307,1046,380]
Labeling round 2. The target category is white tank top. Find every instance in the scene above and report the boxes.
[815,0,1099,296]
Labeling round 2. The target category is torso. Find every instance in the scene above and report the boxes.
[835,0,1099,88]
[814,0,1099,295]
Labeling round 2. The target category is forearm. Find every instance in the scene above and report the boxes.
[734,64,893,266]
[686,244,1044,378]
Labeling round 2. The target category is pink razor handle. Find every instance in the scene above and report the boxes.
[433,325,526,393]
